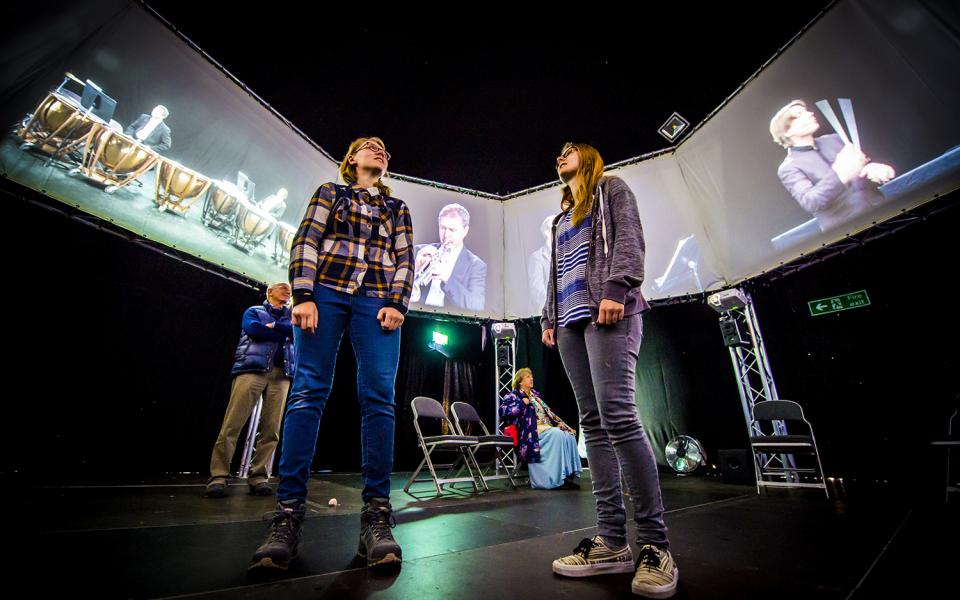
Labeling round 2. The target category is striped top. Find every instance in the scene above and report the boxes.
[289,182,415,313]
[556,210,592,327]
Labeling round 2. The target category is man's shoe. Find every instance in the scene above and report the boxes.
[552,536,634,577]
[357,497,402,567]
[248,502,305,571]
[249,480,274,496]
[630,544,678,598]
[204,478,227,499]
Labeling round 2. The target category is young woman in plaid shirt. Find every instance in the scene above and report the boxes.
[250,137,414,572]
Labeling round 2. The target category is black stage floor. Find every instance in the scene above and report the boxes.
[16,471,954,599]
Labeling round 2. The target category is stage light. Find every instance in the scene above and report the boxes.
[658,112,690,143]
[427,330,452,357]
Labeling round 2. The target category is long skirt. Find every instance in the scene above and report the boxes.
[528,427,581,489]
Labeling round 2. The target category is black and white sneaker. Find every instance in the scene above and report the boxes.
[552,536,634,577]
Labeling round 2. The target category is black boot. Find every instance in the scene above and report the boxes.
[249,501,305,571]
[357,497,402,567]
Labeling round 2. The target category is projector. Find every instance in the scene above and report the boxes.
[706,289,748,313]
[490,322,516,340]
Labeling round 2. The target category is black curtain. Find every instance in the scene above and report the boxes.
[515,307,745,469]
[515,318,579,437]
[633,303,748,467]
[3,180,262,484]
[393,317,493,470]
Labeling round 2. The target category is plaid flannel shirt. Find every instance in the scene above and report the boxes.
[289,182,415,313]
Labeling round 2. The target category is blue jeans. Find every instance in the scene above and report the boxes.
[277,283,401,504]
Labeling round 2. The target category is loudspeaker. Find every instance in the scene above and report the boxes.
[719,313,750,347]
[718,449,755,485]
[496,344,511,368]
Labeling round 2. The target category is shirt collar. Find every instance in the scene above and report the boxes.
[263,300,285,312]
[348,182,384,207]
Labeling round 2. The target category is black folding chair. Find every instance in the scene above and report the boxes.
[403,396,481,497]
[450,401,518,491]
[749,400,828,498]
[930,407,959,503]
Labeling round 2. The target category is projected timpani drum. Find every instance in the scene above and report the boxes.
[154,160,211,214]
[233,200,278,254]
[16,92,98,158]
[202,180,245,230]
[77,128,160,192]
[273,221,297,264]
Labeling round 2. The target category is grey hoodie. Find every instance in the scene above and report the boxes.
[541,175,650,334]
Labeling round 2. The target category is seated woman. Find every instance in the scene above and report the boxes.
[500,368,581,489]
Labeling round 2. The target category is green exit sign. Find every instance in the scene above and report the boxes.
[808,290,871,316]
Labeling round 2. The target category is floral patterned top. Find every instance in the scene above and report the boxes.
[499,388,575,463]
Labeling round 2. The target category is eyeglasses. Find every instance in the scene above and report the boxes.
[557,144,578,165]
[355,141,391,161]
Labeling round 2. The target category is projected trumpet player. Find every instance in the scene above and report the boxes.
[410,244,451,300]
[411,203,486,311]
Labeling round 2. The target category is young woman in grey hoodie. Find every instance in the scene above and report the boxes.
[543,142,678,598]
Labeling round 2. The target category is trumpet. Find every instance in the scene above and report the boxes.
[414,245,450,288]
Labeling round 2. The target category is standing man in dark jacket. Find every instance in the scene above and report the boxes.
[205,282,296,498]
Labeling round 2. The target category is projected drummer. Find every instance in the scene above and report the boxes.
[125,105,172,153]
[411,203,486,311]
[770,99,895,232]
[528,214,555,316]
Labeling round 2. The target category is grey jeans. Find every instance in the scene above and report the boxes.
[557,314,669,550]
